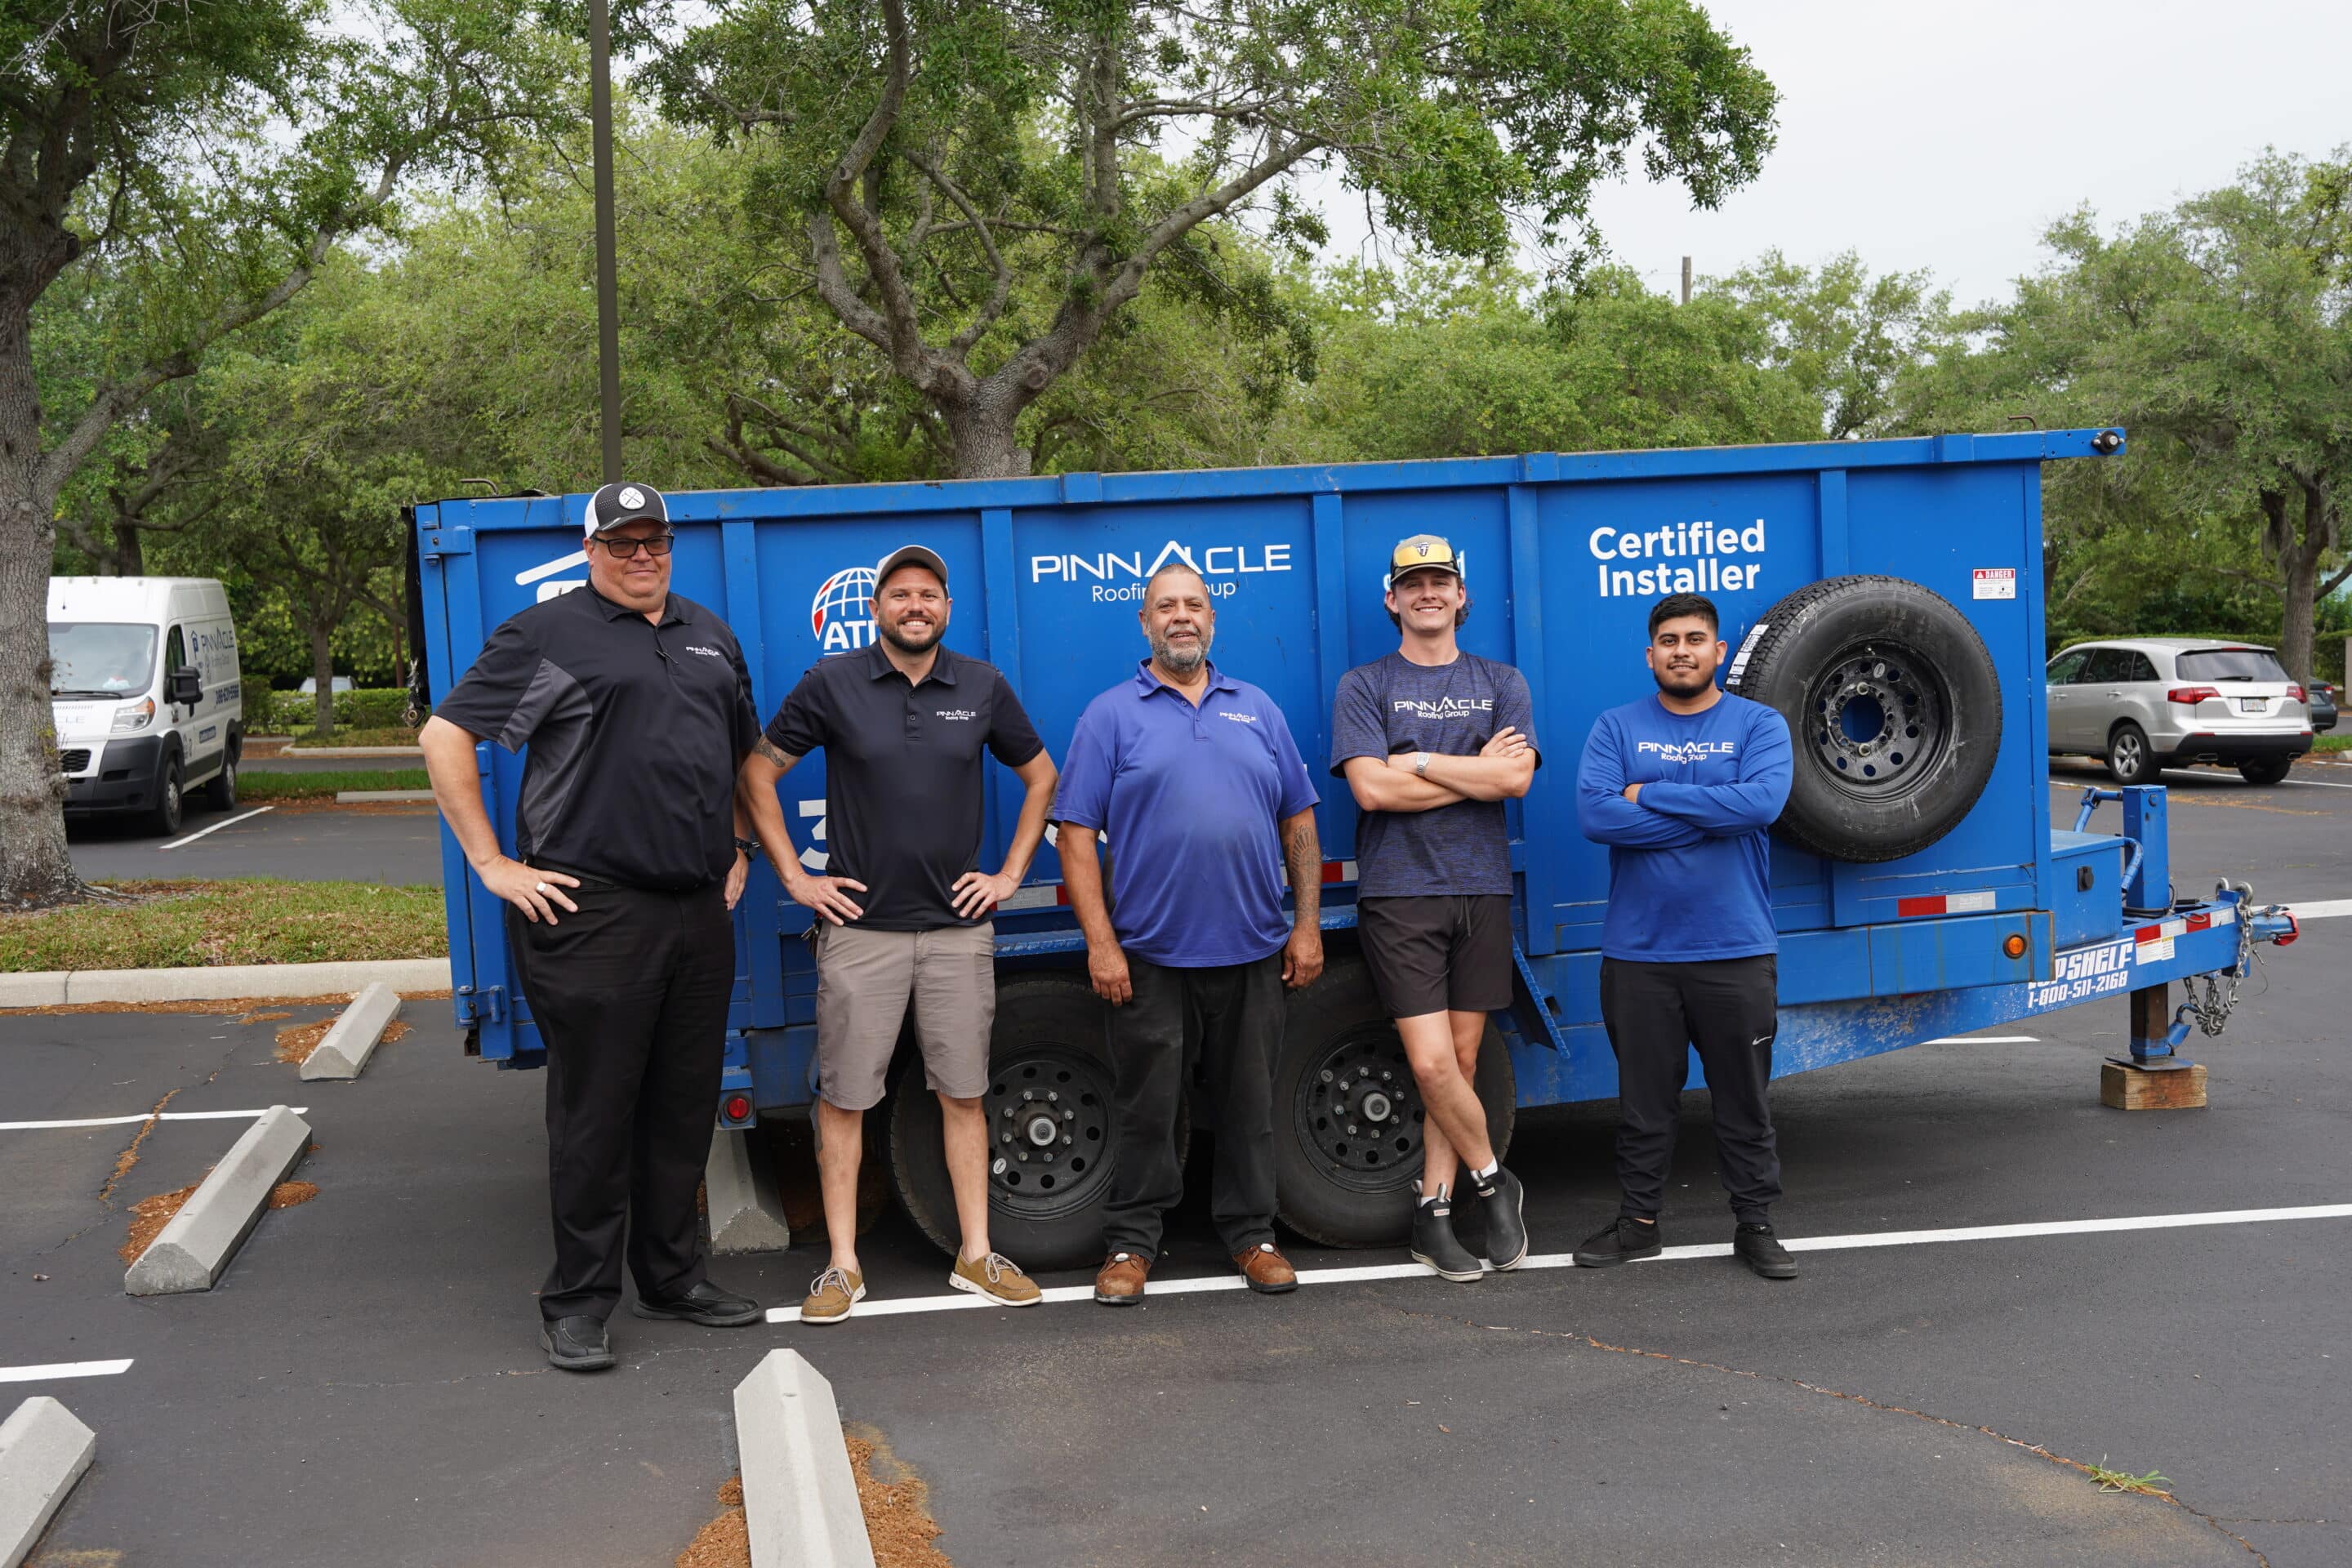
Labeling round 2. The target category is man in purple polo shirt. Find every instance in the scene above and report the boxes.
[1056,561,1325,1306]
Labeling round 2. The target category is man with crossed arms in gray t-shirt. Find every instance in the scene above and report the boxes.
[1331,534,1539,1284]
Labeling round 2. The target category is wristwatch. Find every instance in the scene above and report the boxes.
[1412,752,1432,777]
[734,835,759,860]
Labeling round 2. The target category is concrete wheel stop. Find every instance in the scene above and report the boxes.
[733,1350,873,1567]
[300,982,403,1080]
[1,1396,96,1568]
[123,1104,314,1296]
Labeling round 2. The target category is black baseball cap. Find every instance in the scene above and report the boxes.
[583,482,669,538]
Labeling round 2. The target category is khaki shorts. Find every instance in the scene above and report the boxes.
[813,921,996,1111]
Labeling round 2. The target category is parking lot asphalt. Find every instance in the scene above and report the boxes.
[6,765,2349,1566]
[69,803,443,888]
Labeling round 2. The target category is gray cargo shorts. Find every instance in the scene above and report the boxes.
[813,921,996,1111]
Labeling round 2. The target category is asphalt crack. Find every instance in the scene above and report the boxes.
[1405,1307,2274,1566]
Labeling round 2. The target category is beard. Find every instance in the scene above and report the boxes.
[1650,659,1716,698]
[1149,626,1210,674]
[878,615,942,654]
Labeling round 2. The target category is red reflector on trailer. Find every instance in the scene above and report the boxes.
[2185,912,2212,932]
[1322,861,1344,884]
[724,1095,751,1122]
[1896,890,1997,917]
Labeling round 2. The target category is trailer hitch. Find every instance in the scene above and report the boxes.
[2127,882,2296,1064]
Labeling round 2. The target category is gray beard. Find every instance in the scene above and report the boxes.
[1150,630,1209,675]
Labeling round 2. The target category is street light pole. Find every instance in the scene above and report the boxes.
[588,0,623,485]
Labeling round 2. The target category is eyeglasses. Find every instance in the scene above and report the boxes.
[595,534,674,559]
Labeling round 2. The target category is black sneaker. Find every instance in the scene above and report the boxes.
[1468,1166,1529,1270]
[1573,1216,1663,1268]
[631,1279,763,1326]
[540,1315,616,1372]
[1409,1183,1484,1282]
[1733,1222,1798,1280]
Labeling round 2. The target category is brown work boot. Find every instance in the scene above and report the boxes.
[1094,1251,1150,1306]
[1233,1241,1298,1294]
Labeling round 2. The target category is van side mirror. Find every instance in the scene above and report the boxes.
[167,667,203,706]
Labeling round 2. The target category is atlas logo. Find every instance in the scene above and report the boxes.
[811,566,879,653]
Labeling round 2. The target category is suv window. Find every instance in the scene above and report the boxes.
[2047,649,2090,684]
[2082,648,2134,684]
[2122,652,2159,682]
[2176,648,2287,682]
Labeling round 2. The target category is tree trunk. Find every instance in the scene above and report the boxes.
[942,393,1034,479]
[111,516,145,576]
[309,623,338,739]
[0,292,82,906]
[2280,541,2319,687]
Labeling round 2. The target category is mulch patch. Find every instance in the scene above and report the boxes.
[1,988,452,1017]
[675,1434,950,1568]
[275,1015,410,1066]
[119,1177,318,1265]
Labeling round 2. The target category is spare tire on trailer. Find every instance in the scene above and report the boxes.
[1725,574,2002,864]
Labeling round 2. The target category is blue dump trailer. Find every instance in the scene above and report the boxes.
[414,429,2300,1266]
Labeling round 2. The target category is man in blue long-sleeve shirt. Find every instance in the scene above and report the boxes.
[1573,593,1801,1280]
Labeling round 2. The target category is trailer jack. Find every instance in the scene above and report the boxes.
[2105,884,2295,1111]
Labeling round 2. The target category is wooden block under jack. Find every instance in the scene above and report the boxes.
[2100,1058,2208,1110]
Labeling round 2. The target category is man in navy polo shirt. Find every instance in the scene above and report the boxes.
[1056,561,1325,1305]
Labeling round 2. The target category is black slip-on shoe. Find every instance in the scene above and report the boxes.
[1469,1166,1530,1270]
[1734,1222,1799,1280]
[541,1314,616,1372]
[630,1280,764,1326]
[1410,1185,1484,1282]
[1573,1215,1664,1268]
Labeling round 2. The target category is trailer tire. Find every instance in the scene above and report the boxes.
[889,974,1179,1271]
[1273,960,1514,1248]
[1726,574,2002,863]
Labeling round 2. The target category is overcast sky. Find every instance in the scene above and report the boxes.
[1315,0,2352,308]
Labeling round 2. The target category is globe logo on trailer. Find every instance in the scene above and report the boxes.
[811,566,878,653]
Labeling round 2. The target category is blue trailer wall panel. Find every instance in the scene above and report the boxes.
[417,430,2117,1091]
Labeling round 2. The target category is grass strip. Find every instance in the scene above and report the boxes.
[3,879,447,971]
[288,726,421,748]
[238,768,430,800]
[2312,733,2351,752]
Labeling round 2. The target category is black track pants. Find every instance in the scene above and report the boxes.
[1598,955,1783,1223]
[1101,953,1285,1261]
[507,881,733,1321]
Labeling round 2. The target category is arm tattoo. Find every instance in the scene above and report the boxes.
[1285,818,1321,924]
[754,736,795,768]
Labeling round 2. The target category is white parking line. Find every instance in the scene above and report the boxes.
[0,1360,133,1384]
[160,804,274,849]
[763,1200,2352,1324]
[0,1108,307,1132]
[2285,776,2352,789]
[1922,1036,2039,1044]
[2287,898,2352,920]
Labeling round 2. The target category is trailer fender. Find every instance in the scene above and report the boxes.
[1728,574,2002,864]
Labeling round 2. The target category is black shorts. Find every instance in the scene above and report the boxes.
[1356,894,1514,1018]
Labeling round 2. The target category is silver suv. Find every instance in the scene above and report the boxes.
[2047,638,2312,786]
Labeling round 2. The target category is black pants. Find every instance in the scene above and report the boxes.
[507,880,733,1321]
[1599,955,1783,1224]
[1102,953,1284,1261]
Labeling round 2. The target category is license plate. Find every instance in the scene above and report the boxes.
[2238,697,2266,712]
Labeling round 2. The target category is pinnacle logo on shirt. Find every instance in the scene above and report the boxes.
[934,708,978,722]
[683,645,725,659]
[1390,697,1494,719]
[1636,739,1738,764]
[1219,710,1259,724]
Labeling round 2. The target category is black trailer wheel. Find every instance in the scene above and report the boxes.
[1726,574,2002,863]
[1273,960,1514,1248]
[889,975,1175,1270]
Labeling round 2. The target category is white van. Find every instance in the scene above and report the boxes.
[48,577,243,835]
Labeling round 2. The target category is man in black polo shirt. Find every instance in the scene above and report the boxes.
[422,482,766,1373]
[741,544,1058,1324]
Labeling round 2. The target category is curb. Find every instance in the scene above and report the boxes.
[333,790,434,803]
[258,746,422,760]
[0,958,451,1009]
[734,1351,874,1568]
[0,1396,95,1568]
[124,1105,313,1296]
[706,1130,792,1254]
[300,982,403,1081]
